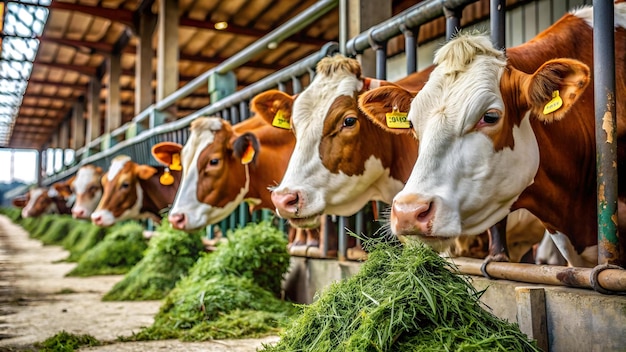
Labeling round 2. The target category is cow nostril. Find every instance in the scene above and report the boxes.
[417,202,433,222]
[287,193,299,206]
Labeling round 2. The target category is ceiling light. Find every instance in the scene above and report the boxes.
[214,21,228,30]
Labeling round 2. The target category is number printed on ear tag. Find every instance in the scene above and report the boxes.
[543,90,563,115]
[385,109,410,129]
[272,110,291,129]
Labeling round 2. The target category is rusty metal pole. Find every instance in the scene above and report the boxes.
[594,0,620,266]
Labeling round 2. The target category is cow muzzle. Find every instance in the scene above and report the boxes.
[390,194,436,237]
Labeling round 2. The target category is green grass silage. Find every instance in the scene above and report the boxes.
[0,206,22,222]
[262,240,540,352]
[102,219,205,301]
[62,221,107,262]
[67,221,148,276]
[129,221,297,341]
[28,214,58,238]
[39,215,77,245]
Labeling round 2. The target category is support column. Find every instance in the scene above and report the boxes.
[86,78,102,144]
[347,0,391,78]
[106,51,122,134]
[50,133,58,173]
[156,0,179,103]
[136,10,156,115]
[71,99,85,150]
[58,119,69,168]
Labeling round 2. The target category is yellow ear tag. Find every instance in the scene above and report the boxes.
[272,109,291,129]
[169,153,182,171]
[160,168,174,186]
[385,106,411,129]
[241,143,255,165]
[543,90,563,115]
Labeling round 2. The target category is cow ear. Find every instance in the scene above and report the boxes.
[66,175,76,187]
[12,197,28,208]
[95,166,103,174]
[250,90,294,129]
[526,58,590,123]
[100,173,107,186]
[359,85,415,135]
[136,164,158,180]
[151,142,183,170]
[233,132,260,165]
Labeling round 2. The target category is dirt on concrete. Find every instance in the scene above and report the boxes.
[0,215,279,351]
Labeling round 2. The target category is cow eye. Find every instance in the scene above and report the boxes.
[482,110,501,124]
[343,116,357,128]
[209,158,219,166]
[120,182,129,189]
[89,186,99,193]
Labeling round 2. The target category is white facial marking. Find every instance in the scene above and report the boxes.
[108,155,131,181]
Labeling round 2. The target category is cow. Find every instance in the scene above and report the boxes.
[70,164,104,219]
[19,179,75,218]
[266,54,547,263]
[162,91,334,254]
[91,154,181,227]
[358,4,626,267]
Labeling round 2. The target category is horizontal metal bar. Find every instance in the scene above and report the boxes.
[346,0,478,56]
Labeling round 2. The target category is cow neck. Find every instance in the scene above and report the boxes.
[53,196,71,215]
[138,167,181,217]
[506,13,617,251]
[245,125,295,210]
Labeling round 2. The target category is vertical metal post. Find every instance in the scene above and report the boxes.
[239,203,248,227]
[490,0,506,50]
[321,215,329,258]
[278,81,287,92]
[375,44,387,80]
[292,76,302,94]
[339,0,348,55]
[230,106,240,124]
[443,5,462,40]
[594,0,619,265]
[239,101,250,121]
[338,216,347,261]
[402,26,418,74]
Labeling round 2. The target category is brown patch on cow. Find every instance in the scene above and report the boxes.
[98,161,140,218]
[319,94,406,178]
[195,123,247,208]
[316,55,361,78]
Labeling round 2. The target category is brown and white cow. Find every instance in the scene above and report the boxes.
[20,179,75,218]
[359,4,626,267]
[266,54,548,262]
[166,92,295,231]
[91,155,181,227]
[70,164,104,219]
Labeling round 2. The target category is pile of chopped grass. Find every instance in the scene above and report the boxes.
[262,239,540,352]
[129,221,296,341]
[0,206,22,222]
[28,214,59,238]
[61,221,107,262]
[102,219,205,301]
[35,330,101,352]
[67,221,148,276]
[39,215,77,245]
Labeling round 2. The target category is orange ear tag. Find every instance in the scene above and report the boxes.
[160,168,174,186]
[272,109,291,129]
[241,143,255,165]
[169,153,182,171]
[543,90,563,115]
[385,106,411,129]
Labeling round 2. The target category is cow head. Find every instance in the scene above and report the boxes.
[268,55,409,229]
[20,187,58,218]
[362,33,589,243]
[91,155,158,227]
[167,116,263,231]
[70,165,104,219]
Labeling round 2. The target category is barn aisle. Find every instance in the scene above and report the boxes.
[0,215,278,351]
